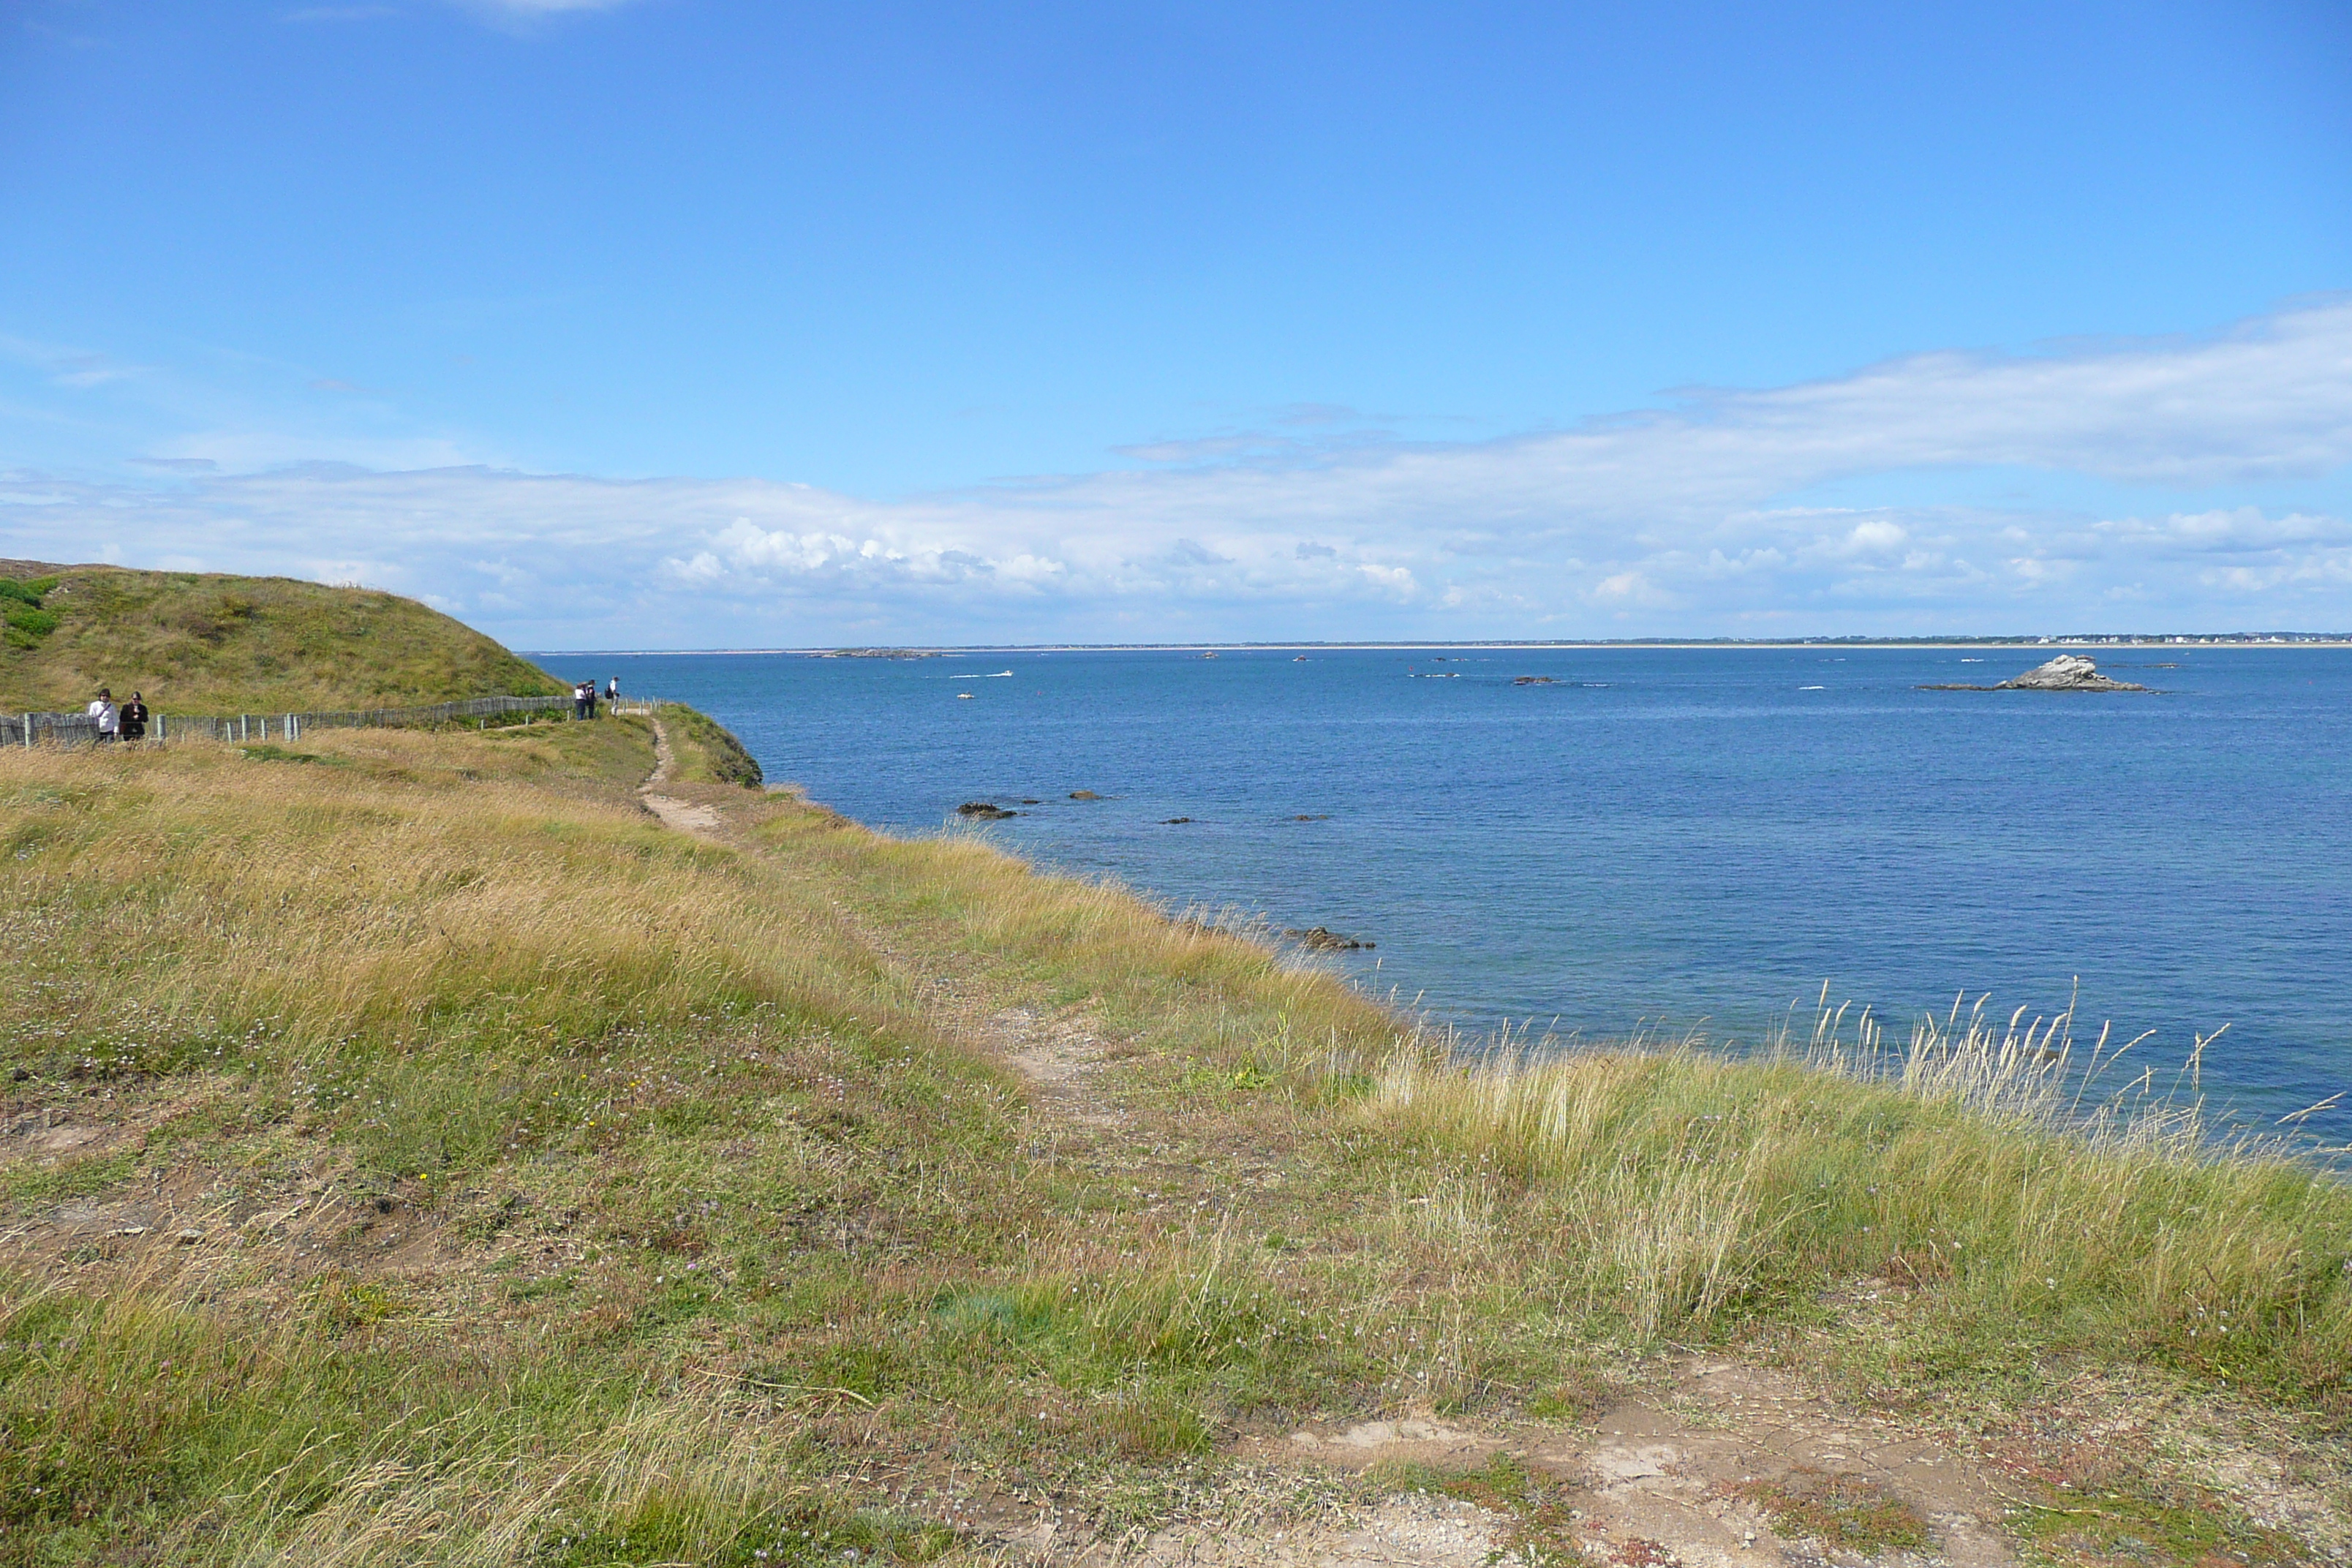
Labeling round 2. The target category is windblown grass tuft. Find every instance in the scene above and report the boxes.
[1362,998,2352,1410]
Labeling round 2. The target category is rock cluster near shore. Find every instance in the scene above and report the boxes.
[1286,925,1373,951]
[1921,653,2152,693]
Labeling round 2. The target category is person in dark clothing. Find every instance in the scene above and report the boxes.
[119,691,149,742]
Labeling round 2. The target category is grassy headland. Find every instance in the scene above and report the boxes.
[4,709,2348,1564]
[0,562,564,712]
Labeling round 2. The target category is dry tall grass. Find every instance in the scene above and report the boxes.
[1362,997,2352,1394]
[4,720,2348,1564]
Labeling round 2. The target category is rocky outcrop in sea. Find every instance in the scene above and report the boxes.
[1921,654,2152,693]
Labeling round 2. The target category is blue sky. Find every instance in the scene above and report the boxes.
[4,0,2350,645]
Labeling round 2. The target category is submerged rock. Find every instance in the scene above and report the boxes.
[955,801,1018,820]
[1513,675,1558,686]
[1921,653,2152,693]
[1068,789,1102,800]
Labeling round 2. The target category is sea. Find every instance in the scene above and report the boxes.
[541,645,2352,1151]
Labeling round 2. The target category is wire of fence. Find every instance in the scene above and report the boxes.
[1,693,616,748]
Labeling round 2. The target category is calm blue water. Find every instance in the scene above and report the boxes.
[541,647,2352,1147]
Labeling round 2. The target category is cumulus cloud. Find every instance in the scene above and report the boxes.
[7,298,2351,645]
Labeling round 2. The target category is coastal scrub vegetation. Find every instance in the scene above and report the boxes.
[659,700,766,788]
[1,717,2345,1562]
[0,564,566,713]
[0,578,62,653]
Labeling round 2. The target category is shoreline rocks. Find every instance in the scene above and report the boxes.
[955,801,1018,820]
[1285,925,1374,951]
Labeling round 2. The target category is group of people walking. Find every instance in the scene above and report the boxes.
[74,679,619,739]
[572,676,619,720]
[83,687,149,741]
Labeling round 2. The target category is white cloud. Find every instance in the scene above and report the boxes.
[445,0,645,26]
[6,298,2351,644]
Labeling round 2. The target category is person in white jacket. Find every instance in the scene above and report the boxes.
[86,687,120,742]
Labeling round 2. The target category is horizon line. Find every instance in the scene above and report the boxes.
[522,633,2352,657]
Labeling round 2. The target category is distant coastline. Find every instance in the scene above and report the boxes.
[531,633,2352,656]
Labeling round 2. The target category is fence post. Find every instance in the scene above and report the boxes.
[20,715,29,750]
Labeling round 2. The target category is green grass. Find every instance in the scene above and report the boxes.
[0,718,2344,1564]
[661,700,766,786]
[1719,1467,1932,1554]
[237,742,342,766]
[1368,1454,1591,1567]
[0,565,565,712]
[2019,1474,2314,1568]
[0,1149,140,1205]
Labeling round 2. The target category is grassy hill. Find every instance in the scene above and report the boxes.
[1,715,2346,1565]
[0,559,565,712]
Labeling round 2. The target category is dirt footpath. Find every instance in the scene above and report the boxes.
[614,728,2352,1568]
[1200,1360,2013,1568]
